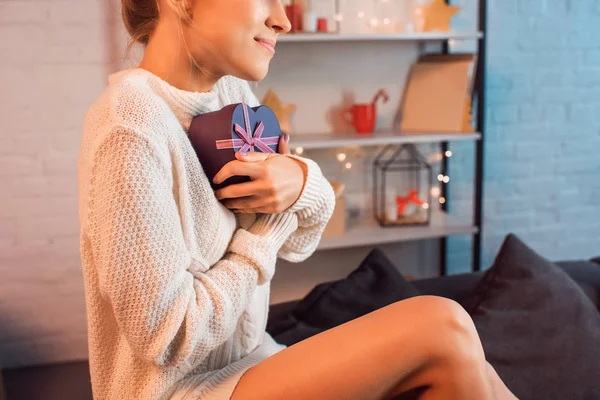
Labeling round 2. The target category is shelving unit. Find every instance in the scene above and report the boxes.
[276,1,487,274]
[318,211,478,251]
[291,131,481,150]
[278,31,483,42]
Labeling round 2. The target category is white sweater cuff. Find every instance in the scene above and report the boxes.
[229,213,298,284]
[284,155,332,219]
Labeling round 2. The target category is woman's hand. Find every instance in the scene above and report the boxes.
[213,134,307,214]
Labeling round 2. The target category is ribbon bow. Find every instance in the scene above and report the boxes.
[396,190,425,216]
[215,103,278,153]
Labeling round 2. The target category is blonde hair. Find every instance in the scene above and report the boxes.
[122,0,193,48]
[122,0,211,75]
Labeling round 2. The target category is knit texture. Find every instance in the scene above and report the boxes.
[77,68,335,400]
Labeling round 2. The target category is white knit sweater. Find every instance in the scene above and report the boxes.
[77,68,335,400]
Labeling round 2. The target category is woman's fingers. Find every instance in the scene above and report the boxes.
[279,133,291,155]
[213,159,265,184]
[215,180,263,200]
[235,151,269,162]
[223,195,272,211]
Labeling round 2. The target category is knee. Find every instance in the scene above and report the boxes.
[420,296,476,335]
[410,296,483,362]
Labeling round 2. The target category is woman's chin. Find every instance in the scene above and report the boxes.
[234,59,270,82]
[246,66,269,82]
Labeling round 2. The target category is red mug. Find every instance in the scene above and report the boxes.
[341,89,389,135]
[342,105,376,134]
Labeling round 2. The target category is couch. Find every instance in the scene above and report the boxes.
[3,257,600,400]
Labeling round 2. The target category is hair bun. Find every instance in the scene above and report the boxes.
[122,0,160,46]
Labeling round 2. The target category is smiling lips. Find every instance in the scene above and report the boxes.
[255,38,276,55]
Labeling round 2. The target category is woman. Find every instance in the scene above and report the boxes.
[77,0,517,399]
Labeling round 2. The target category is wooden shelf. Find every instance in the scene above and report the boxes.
[317,212,477,251]
[278,31,483,43]
[290,131,481,150]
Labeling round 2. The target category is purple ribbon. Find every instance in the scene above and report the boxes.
[215,103,278,153]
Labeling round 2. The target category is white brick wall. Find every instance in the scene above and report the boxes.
[0,0,110,368]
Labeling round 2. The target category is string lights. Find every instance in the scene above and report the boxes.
[295,145,453,206]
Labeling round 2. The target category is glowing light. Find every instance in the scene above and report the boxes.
[422,203,430,210]
[358,11,365,18]
[431,187,441,197]
[437,174,444,182]
[445,150,453,157]
[336,153,347,162]
[439,197,446,204]
[345,162,352,169]
[295,147,304,155]
[383,18,390,25]
[443,176,450,183]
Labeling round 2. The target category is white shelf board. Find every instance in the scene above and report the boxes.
[291,131,481,150]
[278,31,483,43]
[317,212,478,251]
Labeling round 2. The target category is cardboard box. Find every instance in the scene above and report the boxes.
[322,181,346,238]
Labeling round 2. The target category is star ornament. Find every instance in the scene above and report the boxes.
[261,90,296,134]
[421,0,460,32]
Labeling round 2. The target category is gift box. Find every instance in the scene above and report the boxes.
[188,103,283,190]
[322,181,346,238]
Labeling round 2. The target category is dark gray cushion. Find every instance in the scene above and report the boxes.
[0,364,5,400]
[461,234,600,400]
[266,248,419,346]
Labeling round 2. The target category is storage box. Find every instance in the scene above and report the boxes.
[323,181,346,238]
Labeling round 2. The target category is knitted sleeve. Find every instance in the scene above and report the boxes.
[87,125,298,368]
[278,155,336,262]
[235,78,337,262]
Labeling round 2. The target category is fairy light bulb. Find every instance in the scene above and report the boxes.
[437,174,444,182]
[431,187,441,197]
[345,162,352,169]
[445,150,453,157]
[358,11,365,18]
[337,153,347,162]
[295,147,304,155]
[422,203,430,210]
[383,18,390,25]
[439,197,446,204]
[443,176,450,183]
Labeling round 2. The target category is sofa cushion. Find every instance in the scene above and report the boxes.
[266,248,419,346]
[461,234,600,400]
[555,260,600,310]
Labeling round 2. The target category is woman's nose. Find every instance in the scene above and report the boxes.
[267,1,292,34]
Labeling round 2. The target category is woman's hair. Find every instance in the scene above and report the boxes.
[122,0,214,76]
[122,0,193,47]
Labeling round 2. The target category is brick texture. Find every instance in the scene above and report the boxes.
[1,0,599,368]
[447,0,600,272]
[0,0,108,368]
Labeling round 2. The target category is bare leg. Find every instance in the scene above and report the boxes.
[231,296,499,400]
[486,362,519,400]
